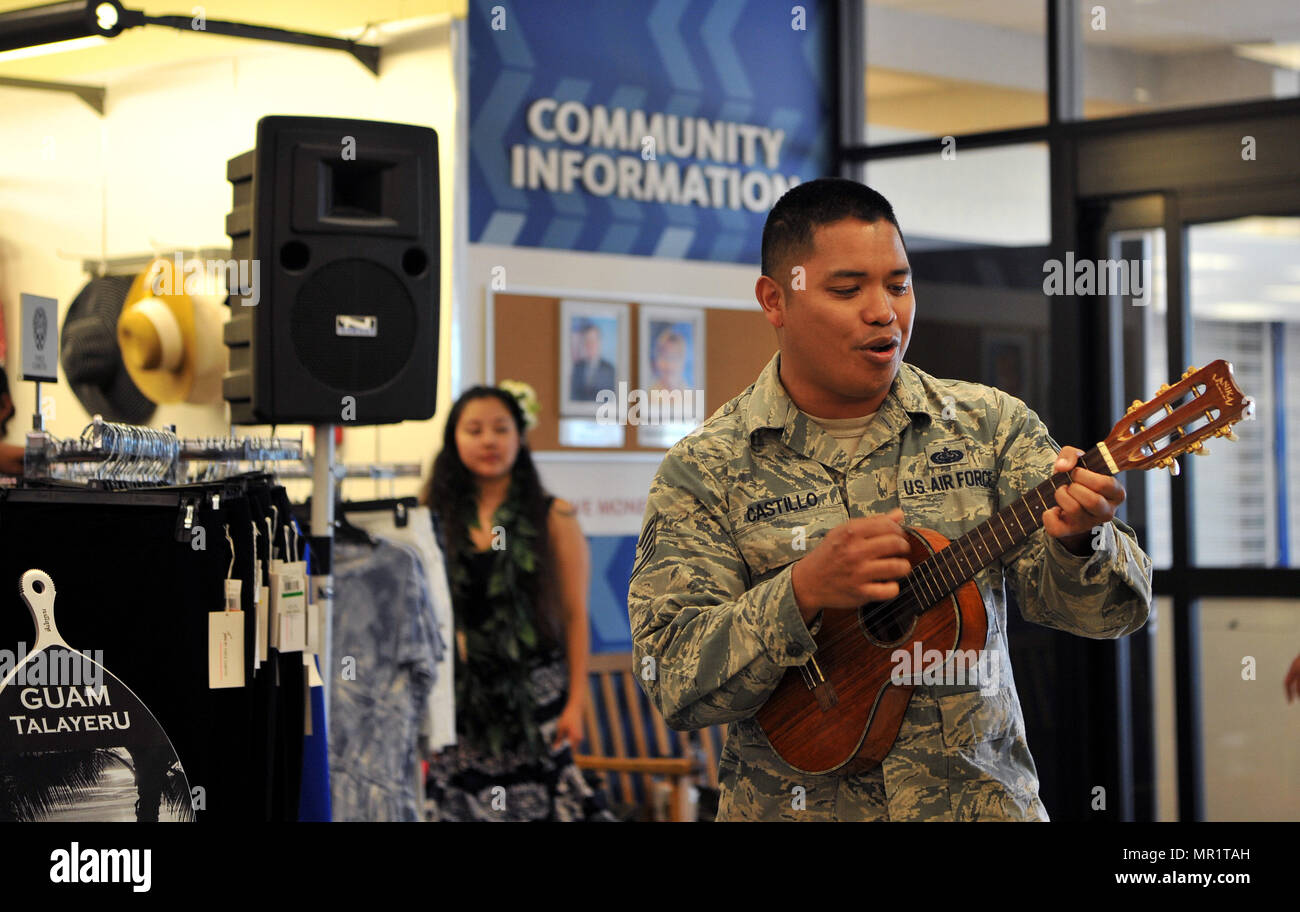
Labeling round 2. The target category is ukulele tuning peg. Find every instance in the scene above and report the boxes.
[1156,383,1172,395]
[1182,366,1198,380]
[1191,442,1209,456]
[1126,399,1145,415]
[1216,428,1239,441]
[1168,459,1181,477]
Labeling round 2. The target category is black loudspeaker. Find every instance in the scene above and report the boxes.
[223,115,439,425]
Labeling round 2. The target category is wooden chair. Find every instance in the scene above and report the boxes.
[574,652,728,821]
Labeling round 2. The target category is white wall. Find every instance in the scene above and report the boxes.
[0,20,459,501]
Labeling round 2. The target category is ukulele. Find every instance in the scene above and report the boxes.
[756,360,1254,775]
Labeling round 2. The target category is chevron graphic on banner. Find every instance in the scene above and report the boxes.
[469,0,834,264]
[647,0,704,94]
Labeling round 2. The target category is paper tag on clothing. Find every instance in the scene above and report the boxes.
[305,651,324,687]
[303,655,313,737]
[276,561,307,653]
[252,560,263,605]
[209,610,245,689]
[304,577,319,655]
[268,563,281,651]
[256,584,270,667]
[223,578,242,613]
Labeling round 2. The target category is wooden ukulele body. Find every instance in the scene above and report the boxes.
[756,525,988,776]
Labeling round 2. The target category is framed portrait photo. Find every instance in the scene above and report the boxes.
[559,299,629,418]
[637,305,706,447]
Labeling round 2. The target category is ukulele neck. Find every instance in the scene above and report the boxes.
[907,446,1113,608]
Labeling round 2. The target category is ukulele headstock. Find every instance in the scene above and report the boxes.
[1102,360,1253,476]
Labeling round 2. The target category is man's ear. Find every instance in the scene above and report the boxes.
[755,275,787,330]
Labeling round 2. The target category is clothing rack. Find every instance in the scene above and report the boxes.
[19,414,422,728]
[292,495,419,532]
[275,462,423,481]
[23,415,304,487]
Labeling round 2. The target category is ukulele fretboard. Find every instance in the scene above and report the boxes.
[905,446,1110,610]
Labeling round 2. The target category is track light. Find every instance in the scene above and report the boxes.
[0,0,380,73]
[0,1,140,54]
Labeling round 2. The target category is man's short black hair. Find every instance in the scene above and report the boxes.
[761,177,905,285]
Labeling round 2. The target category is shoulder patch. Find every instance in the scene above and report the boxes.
[632,514,658,577]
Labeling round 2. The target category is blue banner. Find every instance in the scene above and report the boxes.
[469,0,835,264]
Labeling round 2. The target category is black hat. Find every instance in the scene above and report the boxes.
[60,275,156,425]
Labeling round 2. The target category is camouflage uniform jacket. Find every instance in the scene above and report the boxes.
[628,353,1152,821]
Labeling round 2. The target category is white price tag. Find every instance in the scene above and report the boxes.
[208,611,245,689]
[276,561,307,654]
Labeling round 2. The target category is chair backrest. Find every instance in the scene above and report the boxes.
[580,652,728,807]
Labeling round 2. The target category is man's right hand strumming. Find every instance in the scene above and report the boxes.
[790,508,912,623]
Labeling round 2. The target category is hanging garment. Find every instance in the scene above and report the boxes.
[348,505,455,752]
[329,538,439,821]
[297,654,331,822]
[246,480,306,822]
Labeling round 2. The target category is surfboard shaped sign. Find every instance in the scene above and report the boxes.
[0,570,194,822]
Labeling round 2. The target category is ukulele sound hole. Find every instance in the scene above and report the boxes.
[858,600,917,648]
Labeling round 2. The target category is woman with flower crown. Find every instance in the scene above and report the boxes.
[420,383,614,821]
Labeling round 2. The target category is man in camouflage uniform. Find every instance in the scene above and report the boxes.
[628,178,1152,821]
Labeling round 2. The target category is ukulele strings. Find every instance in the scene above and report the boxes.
[817,457,1101,653]
[812,575,928,655]
[789,448,1113,656]
[814,523,1010,655]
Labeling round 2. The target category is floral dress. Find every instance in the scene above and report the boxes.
[425,545,615,822]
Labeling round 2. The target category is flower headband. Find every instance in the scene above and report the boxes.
[498,379,541,431]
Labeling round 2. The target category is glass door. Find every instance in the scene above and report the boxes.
[1087,186,1300,822]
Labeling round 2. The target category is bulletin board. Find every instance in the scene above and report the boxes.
[489,291,776,453]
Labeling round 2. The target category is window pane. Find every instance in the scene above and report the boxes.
[1075,0,1300,120]
[1151,596,1177,820]
[865,0,1047,143]
[1197,598,1300,821]
[866,143,1050,247]
[866,145,1051,417]
[1187,217,1300,567]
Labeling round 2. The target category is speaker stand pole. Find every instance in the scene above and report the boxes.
[310,423,336,729]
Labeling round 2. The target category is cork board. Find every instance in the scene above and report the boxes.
[491,293,775,453]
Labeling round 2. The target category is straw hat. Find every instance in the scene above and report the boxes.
[116,257,228,405]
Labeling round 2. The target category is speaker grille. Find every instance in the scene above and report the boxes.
[290,259,417,392]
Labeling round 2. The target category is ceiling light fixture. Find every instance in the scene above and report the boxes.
[0,0,380,73]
